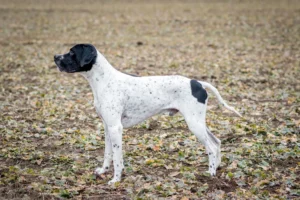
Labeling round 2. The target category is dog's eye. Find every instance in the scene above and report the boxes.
[70,51,75,56]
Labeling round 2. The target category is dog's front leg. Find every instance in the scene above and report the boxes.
[106,123,124,185]
[95,124,113,176]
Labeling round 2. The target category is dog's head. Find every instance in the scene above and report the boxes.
[54,44,97,73]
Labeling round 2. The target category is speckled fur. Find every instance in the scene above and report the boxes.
[54,45,241,185]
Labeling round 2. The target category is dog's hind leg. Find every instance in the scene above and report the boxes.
[183,112,220,176]
[206,127,221,169]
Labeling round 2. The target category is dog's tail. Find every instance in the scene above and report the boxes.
[200,81,242,117]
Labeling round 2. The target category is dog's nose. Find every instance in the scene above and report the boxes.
[54,55,60,60]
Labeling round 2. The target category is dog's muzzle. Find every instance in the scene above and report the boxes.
[54,54,63,62]
[54,54,64,71]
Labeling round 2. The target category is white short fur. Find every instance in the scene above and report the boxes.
[77,50,241,184]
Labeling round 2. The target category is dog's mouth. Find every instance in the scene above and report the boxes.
[57,66,64,72]
[54,55,66,72]
[56,64,77,73]
[54,60,64,72]
[54,59,76,73]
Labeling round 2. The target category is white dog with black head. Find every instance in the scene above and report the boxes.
[54,44,241,184]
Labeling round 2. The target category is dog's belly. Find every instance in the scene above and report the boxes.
[121,108,178,128]
[121,114,150,128]
[120,107,164,128]
[120,98,178,128]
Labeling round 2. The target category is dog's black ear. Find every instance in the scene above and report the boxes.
[71,44,97,69]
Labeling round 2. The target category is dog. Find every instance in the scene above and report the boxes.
[54,44,241,184]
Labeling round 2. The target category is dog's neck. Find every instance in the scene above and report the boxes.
[82,51,117,78]
[80,51,119,100]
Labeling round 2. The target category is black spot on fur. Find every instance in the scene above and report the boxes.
[105,167,108,169]
[190,80,208,104]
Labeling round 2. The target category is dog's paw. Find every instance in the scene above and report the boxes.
[208,166,216,176]
[94,167,107,176]
[207,163,217,176]
[108,177,120,185]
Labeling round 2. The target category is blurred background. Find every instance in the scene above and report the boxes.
[1,0,299,199]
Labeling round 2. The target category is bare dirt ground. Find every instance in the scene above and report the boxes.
[0,0,299,199]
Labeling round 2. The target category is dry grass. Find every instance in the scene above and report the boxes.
[1,0,299,199]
